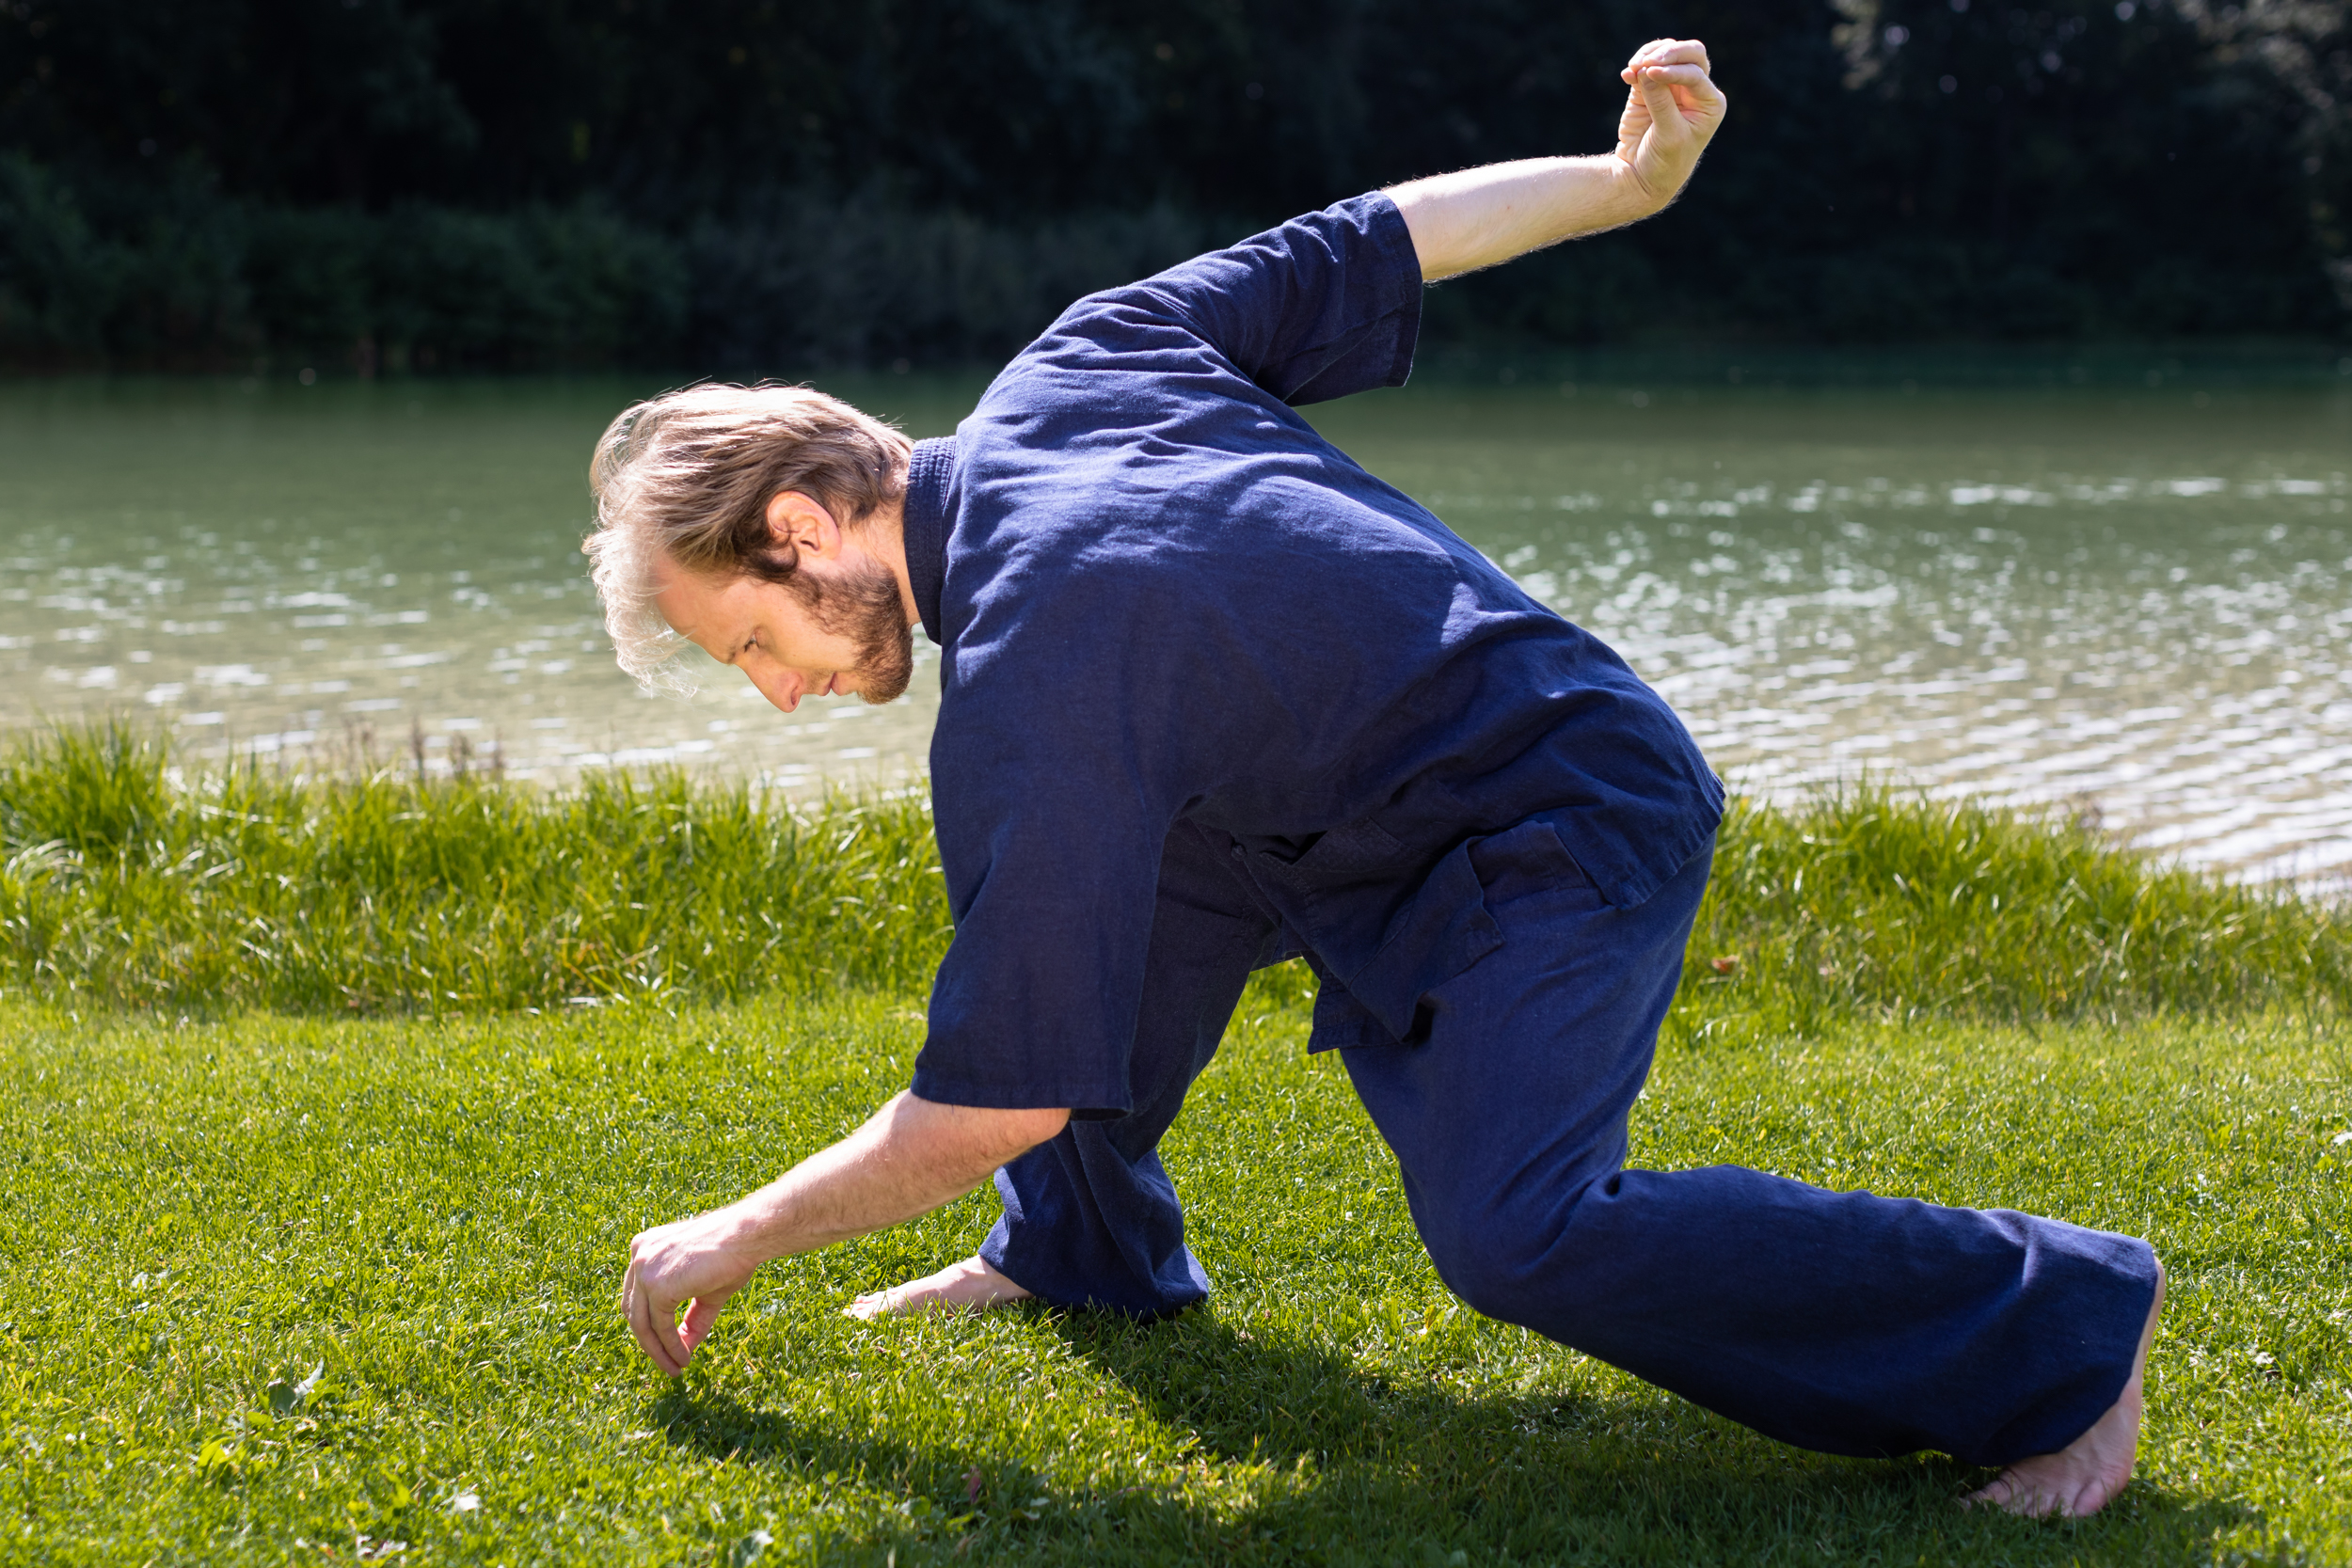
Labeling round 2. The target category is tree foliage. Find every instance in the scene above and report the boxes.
[1,0,2345,370]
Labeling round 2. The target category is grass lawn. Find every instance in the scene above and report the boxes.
[6,726,2352,1563]
[6,991,2350,1565]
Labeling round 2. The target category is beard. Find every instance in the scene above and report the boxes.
[792,551,915,705]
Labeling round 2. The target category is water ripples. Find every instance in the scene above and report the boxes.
[8,377,2351,886]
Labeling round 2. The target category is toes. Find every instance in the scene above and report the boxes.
[2066,1472,2124,1518]
[1963,1470,2057,1517]
[2000,1481,2060,1518]
[1966,1460,2133,1520]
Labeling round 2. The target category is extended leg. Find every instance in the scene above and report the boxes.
[1336,830,2160,1470]
[1964,1262,2164,1515]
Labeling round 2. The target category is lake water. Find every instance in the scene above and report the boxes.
[5,364,2350,883]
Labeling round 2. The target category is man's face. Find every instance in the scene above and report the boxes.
[653,547,914,713]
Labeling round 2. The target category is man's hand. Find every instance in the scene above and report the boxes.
[1388,38,1726,281]
[617,1092,1069,1376]
[1613,39,1727,208]
[624,1208,763,1377]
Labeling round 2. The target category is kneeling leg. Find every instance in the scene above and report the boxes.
[981,826,1276,1316]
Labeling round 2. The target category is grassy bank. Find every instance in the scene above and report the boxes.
[7,722,2350,1029]
[0,724,950,1013]
[6,723,2352,1563]
[4,998,2348,1565]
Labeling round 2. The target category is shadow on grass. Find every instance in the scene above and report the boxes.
[1048,1305,1507,1466]
[647,1306,2256,1567]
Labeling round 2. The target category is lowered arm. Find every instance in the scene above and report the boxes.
[622,1092,1068,1375]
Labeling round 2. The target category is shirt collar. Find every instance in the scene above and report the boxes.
[901,436,954,645]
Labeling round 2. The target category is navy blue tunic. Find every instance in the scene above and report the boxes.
[886,194,2159,1467]
[898,193,1723,1116]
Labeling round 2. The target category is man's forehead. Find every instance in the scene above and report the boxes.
[648,559,738,645]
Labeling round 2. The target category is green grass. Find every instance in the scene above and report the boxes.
[6,723,2352,1564]
[8,722,2349,1029]
[0,723,949,1012]
[7,999,2350,1565]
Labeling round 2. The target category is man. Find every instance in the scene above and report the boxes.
[590,40,2162,1519]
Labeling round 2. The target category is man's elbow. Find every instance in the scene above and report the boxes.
[902,1094,1071,1169]
[993,1104,1072,1157]
[958,1104,1068,1184]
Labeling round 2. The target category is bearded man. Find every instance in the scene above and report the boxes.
[589,40,2161,1518]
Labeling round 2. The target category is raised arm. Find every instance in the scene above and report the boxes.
[1388,38,1726,281]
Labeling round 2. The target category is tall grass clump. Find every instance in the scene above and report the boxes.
[0,723,949,1013]
[6,722,2349,1028]
[1677,790,2352,1040]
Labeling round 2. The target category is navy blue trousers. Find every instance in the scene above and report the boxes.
[979,819,2159,1466]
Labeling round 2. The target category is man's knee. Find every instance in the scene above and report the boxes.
[1416,1172,1621,1331]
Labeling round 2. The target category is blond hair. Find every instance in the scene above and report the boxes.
[583,383,912,692]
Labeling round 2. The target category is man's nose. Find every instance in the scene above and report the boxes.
[751,667,803,713]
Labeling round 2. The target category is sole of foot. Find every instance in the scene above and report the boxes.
[1963,1258,2167,1518]
[842,1254,1035,1322]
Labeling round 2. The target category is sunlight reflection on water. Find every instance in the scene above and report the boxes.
[1311,374,2352,886]
[5,370,2350,885]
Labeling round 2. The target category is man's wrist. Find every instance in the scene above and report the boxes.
[1607,154,1671,221]
[706,1193,786,1260]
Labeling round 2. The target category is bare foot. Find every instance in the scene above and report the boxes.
[1964,1259,2167,1518]
[842,1254,1034,1321]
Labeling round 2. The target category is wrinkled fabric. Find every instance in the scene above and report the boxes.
[898,192,2158,1467]
[899,193,1721,1117]
[983,826,2159,1465]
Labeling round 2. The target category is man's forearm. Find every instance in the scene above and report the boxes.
[1388,156,1656,282]
[1389,40,1724,283]
[714,1092,1068,1261]
[622,1089,1069,1375]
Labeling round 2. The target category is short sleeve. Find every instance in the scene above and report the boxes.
[910,575,1196,1116]
[1097,193,1424,406]
[911,786,1168,1116]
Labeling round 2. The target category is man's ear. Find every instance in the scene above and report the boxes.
[762,490,844,560]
